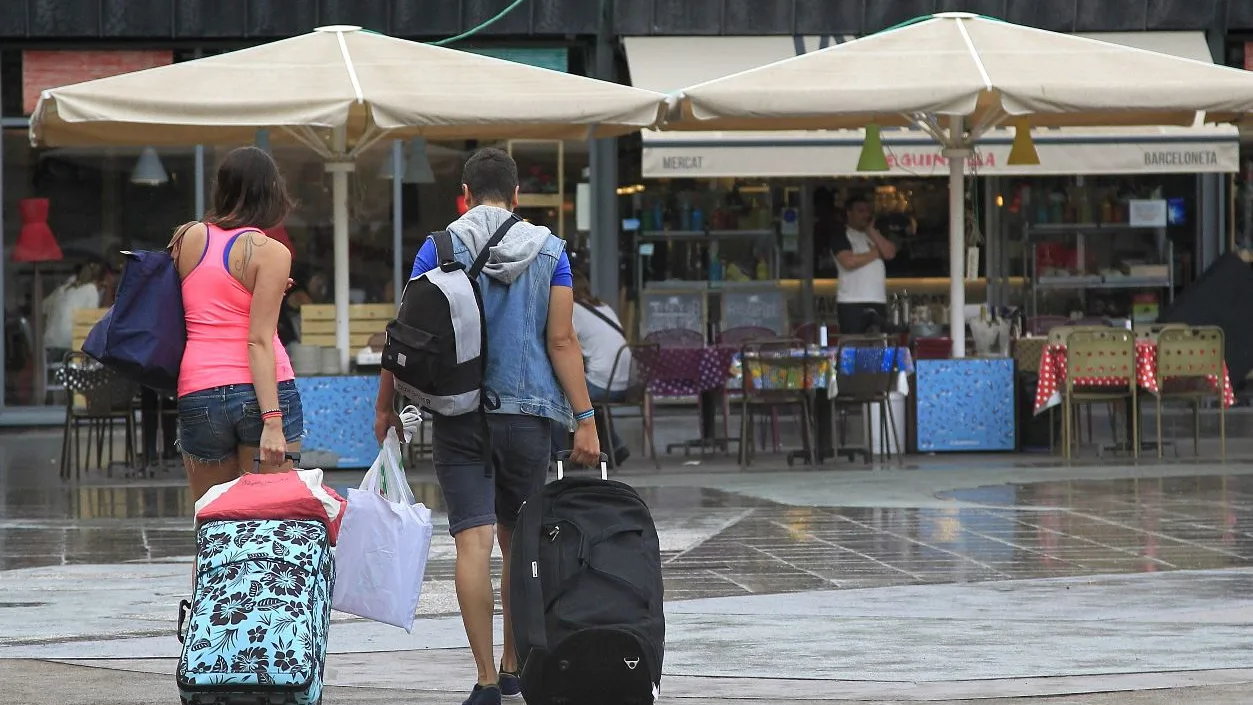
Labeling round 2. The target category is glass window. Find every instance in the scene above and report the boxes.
[4,130,196,406]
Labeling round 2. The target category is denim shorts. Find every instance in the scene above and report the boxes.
[431,412,552,536]
[177,380,304,464]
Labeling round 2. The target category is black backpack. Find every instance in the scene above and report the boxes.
[509,453,665,705]
[382,216,519,417]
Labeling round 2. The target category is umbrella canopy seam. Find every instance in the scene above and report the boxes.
[333,29,365,104]
[956,18,992,91]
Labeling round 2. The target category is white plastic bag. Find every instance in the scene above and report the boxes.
[331,425,433,631]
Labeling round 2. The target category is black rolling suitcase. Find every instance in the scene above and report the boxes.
[510,451,665,705]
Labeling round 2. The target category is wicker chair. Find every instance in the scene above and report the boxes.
[1063,329,1138,460]
[58,352,139,480]
[1154,326,1226,459]
[591,343,661,470]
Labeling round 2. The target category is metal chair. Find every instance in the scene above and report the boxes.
[58,352,139,480]
[1133,322,1189,343]
[716,325,784,449]
[717,326,777,346]
[792,322,821,345]
[1063,329,1138,460]
[1047,325,1109,450]
[592,343,661,470]
[1154,326,1226,459]
[643,327,704,348]
[832,334,901,464]
[737,338,813,468]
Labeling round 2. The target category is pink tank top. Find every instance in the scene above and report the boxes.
[178,224,295,397]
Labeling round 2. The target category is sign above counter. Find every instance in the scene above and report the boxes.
[641,126,1238,178]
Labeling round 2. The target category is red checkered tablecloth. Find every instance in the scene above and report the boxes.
[1033,340,1235,414]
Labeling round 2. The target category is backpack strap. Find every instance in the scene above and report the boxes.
[432,231,456,266]
[468,214,522,279]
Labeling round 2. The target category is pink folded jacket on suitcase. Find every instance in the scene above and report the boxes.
[194,469,347,544]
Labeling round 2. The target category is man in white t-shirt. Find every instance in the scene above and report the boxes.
[832,195,896,334]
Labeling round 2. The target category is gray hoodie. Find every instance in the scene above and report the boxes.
[447,205,554,285]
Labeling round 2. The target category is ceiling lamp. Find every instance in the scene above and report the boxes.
[379,138,436,184]
[856,123,890,172]
[131,146,169,185]
[1007,118,1040,166]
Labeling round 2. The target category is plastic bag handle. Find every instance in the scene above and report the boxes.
[362,428,416,505]
[554,450,609,481]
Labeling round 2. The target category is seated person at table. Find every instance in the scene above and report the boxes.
[551,269,631,465]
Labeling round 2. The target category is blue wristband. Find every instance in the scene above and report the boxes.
[574,409,596,422]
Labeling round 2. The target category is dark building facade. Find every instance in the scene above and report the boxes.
[0,0,1249,39]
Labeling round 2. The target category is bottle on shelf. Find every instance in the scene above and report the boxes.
[818,321,829,348]
[708,257,724,283]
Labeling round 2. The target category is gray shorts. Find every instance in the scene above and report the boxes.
[430,412,552,536]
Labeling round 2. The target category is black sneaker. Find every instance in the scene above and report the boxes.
[463,684,501,705]
[499,668,521,698]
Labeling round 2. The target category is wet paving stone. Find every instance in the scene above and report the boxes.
[3,473,1253,603]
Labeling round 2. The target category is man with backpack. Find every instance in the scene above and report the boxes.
[375,147,600,705]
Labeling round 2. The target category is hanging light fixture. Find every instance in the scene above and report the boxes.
[379,138,436,184]
[402,138,435,184]
[1007,118,1040,166]
[856,123,890,172]
[131,146,169,185]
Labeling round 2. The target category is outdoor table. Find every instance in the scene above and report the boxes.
[650,345,740,455]
[1033,340,1235,414]
[1033,340,1235,455]
[729,346,914,462]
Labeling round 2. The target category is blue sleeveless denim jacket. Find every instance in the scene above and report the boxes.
[449,234,574,430]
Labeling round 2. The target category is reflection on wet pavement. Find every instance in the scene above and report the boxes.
[3,473,1252,602]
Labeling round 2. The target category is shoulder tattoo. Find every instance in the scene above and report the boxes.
[234,231,269,275]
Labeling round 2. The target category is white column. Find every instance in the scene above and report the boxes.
[391,138,404,309]
[328,125,354,374]
[944,115,969,359]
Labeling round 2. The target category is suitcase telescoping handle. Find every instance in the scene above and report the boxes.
[251,451,302,472]
[555,450,609,481]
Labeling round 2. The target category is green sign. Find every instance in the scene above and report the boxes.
[461,47,568,73]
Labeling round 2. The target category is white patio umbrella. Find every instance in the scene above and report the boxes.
[665,12,1253,356]
[30,25,666,371]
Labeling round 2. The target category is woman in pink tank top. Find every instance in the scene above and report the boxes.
[170,147,300,500]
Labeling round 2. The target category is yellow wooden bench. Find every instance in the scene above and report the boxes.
[71,308,110,353]
[299,303,395,349]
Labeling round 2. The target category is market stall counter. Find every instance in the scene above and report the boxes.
[289,304,391,469]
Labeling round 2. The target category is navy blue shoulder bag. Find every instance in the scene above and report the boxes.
[83,222,194,393]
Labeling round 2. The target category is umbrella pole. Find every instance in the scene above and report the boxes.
[329,125,353,374]
[32,264,45,404]
[945,115,969,359]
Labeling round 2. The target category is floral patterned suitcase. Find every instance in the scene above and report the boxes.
[176,519,335,705]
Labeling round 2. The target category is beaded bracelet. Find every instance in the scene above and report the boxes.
[574,409,596,422]
[261,409,283,421]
